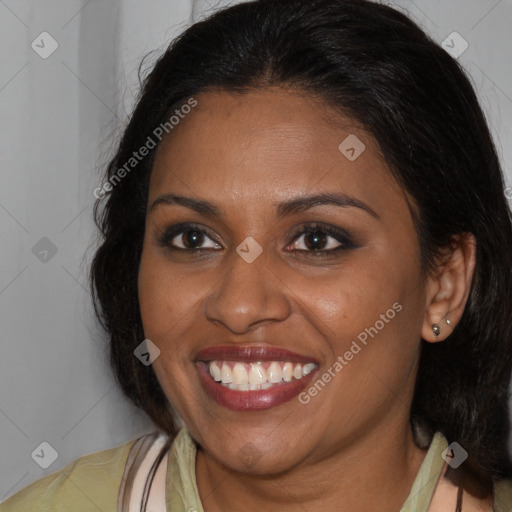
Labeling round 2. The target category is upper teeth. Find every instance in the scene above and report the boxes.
[208,360,317,391]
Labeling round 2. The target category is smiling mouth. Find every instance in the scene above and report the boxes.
[206,360,317,391]
[194,345,320,410]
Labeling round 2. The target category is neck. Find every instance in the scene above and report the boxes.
[195,420,429,512]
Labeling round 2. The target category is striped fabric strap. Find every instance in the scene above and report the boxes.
[427,459,466,512]
[117,431,172,512]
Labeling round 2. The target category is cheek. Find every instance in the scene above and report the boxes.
[137,253,168,337]
[137,247,205,339]
[137,249,201,408]
[291,247,424,368]
[289,261,400,336]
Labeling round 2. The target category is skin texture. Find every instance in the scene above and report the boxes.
[137,87,476,511]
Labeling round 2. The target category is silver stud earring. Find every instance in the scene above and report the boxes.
[446,319,451,325]
[432,323,441,336]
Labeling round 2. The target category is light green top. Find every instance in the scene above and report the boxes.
[1,428,511,511]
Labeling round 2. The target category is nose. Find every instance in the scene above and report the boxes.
[204,248,291,334]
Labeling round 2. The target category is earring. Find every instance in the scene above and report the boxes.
[432,323,441,336]
[446,319,451,325]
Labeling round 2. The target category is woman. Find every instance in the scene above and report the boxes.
[2,0,512,510]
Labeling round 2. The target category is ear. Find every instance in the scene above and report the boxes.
[422,233,476,342]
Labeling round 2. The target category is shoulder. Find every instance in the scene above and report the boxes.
[493,477,512,510]
[0,436,140,512]
[428,472,512,511]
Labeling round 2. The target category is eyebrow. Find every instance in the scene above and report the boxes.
[276,192,378,219]
[149,192,379,219]
[150,194,221,217]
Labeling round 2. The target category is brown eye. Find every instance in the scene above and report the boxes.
[286,222,356,258]
[303,230,328,250]
[157,223,222,251]
[170,229,221,250]
[289,228,344,252]
[181,230,205,248]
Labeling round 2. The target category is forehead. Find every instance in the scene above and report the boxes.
[149,87,404,215]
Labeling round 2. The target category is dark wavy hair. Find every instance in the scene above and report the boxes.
[90,0,512,491]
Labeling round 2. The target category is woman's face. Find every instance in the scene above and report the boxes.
[138,87,428,473]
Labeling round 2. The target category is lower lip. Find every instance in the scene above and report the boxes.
[196,361,318,411]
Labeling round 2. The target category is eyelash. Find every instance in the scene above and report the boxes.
[287,223,356,256]
[156,222,356,258]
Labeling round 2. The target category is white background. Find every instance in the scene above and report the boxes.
[1,0,511,501]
